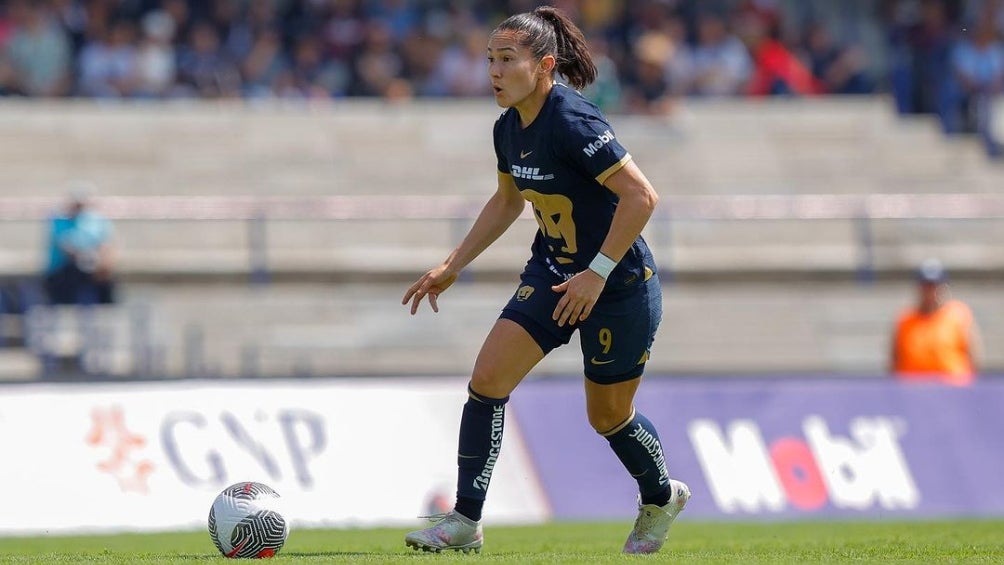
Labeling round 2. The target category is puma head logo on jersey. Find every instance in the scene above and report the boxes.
[515,285,535,301]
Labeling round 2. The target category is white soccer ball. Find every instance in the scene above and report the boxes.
[208,481,289,559]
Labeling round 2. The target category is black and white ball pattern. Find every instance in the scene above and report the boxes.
[209,482,288,559]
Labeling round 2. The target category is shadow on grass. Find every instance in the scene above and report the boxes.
[281,550,472,559]
[169,551,387,560]
[279,552,383,557]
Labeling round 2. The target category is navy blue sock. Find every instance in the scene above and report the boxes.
[454,384,508,522]
[604,410,671,507]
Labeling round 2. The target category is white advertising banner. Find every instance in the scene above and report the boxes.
[0,378,550,535]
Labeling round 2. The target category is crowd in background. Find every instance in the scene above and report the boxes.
[0,0,1002,150]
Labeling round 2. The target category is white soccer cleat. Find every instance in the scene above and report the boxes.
[405,511,484,554]
[622,479,691,554]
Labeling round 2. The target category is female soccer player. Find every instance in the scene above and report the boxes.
[401,6,689,555]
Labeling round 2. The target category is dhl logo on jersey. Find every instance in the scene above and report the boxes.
[510,165,555,181]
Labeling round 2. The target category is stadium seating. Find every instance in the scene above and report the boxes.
[8,279,1000,380]
[1,97,1002,279]
[0,97,1000,379]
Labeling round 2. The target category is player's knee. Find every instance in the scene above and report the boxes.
[587,404,632,434]
[469,370,513,400]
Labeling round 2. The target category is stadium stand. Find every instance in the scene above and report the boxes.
[0,98,1002,277]
[1,1,1002,380]
[0,97,1001,380]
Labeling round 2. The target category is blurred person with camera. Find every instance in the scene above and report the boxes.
[890,259,981,386]
[43,183,117,306]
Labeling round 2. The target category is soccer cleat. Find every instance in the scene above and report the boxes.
[622,479,691,554]
[405,511,483,554]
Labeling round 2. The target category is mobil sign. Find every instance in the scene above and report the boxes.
[514,378,1004,520]
[688,415,918,514]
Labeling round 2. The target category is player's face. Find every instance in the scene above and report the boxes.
[487,31,552,111]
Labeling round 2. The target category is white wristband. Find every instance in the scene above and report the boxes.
[588,253,617,280]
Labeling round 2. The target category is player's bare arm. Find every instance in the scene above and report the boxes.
[403,172,525,314]
[551,160,659,327]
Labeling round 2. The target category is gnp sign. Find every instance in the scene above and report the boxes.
[0,379,548,535]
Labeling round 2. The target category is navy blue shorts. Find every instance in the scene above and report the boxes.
[499,266,662,384]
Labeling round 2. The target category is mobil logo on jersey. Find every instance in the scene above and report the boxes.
[687,415,919,514]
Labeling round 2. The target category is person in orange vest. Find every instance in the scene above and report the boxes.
[890,259,982,385]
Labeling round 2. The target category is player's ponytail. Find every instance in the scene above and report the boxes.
[493,6,598,90]
[532,6,597,90]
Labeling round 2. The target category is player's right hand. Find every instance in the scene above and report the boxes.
[402,265,459,315]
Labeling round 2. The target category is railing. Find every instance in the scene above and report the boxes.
[3,193,1004,283]
[4,193,1004,379]
[7,193,1004,221]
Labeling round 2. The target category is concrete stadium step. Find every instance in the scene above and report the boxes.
[2,280,987,381]
[4,214,1003,280]
[0,98,998,199]
[0,98,1002,281]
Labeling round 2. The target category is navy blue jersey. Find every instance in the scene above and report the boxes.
[493,84,655,289]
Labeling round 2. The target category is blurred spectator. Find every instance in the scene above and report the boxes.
[51,0,87,54]
[737,10,822,96]
[687,12,752,97]
[0,4,13,48]
[429,28,492,97]
[801,22,874,95]
[161,0,193,46]
[212,0,256,64]
[890,259,981,386]
[77,19,139,98]
[887,0,955,118]
[663,14,695,97]
[277,34,349,99]
[241,27,288,99]
[0,0,997,125]
[945,15,1004,157]
[134,10,177,98]
[623,30,677,115]
[44,184,117,306]
[350,20,405,97]
[581,35,623,112]
[0,0,72,97]
[578,0,622,33]
[399,30,446,96]
[175,20,242,98]
[364,0,421,43]
[321,0,367,62]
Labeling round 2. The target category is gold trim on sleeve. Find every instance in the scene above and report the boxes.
[596,154,633,185]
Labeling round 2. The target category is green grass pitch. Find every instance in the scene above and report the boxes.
[1,520,1002,564]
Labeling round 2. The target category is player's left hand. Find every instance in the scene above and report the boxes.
[551,270,605,327]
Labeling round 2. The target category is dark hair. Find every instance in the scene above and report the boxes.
[492,6,597,90]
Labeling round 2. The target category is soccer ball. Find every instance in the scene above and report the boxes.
[208,482,289,559]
